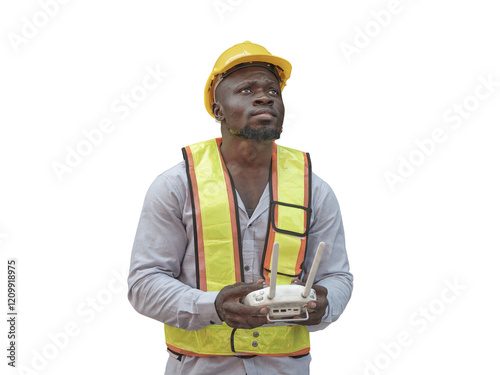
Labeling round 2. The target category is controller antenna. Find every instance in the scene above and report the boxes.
[268,242,279,300]
[302,242,325,298]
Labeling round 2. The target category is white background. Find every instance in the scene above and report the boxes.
[1,0,499,374]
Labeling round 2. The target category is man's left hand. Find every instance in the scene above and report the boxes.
[290,279,328,326]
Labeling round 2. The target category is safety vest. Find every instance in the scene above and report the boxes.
[164,138,313,357]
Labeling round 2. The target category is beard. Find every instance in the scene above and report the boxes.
[229,124,282,142]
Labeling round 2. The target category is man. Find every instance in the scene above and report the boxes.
[128,41,353,374]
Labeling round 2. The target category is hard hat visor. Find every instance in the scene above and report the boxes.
[212,62,283,100]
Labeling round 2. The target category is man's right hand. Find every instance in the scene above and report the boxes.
[215,281,270,329]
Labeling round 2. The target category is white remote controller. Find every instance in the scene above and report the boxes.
[242,242,325,323]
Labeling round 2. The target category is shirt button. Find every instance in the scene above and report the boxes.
[244,265,250,271]
[252,341,258,347]
[253,331,259,338]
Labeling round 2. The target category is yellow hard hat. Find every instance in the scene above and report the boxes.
[204,41,292,117]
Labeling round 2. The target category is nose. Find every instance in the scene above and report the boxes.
[253,89,274,106]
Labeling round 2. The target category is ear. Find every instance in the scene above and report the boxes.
[212,102,224,122]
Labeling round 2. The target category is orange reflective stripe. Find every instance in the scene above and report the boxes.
[263,142,279,284]
[232,347,310,358]
[295,151,311,276]
[184,145,207,291]
[166,344,310,358]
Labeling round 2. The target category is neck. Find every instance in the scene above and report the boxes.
[219,127,273,210]
[220,128,273,168]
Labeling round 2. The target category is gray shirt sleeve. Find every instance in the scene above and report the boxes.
[304,175,353,332]
[127,165,222,331]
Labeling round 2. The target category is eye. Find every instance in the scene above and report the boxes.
[268,89,279,95]
[240,88,252,93]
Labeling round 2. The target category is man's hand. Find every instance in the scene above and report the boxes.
[291,279,328,326]
[215,281,270,329]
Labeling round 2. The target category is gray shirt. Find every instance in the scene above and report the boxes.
[128,160,353,375]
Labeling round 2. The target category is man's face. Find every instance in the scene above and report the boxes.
[213,66,285,142]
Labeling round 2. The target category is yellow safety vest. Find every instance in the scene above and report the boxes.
[164,138,313,357]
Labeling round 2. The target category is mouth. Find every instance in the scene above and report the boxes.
[252,109,277,120]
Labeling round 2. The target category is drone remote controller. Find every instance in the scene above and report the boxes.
[243,242,325,323]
